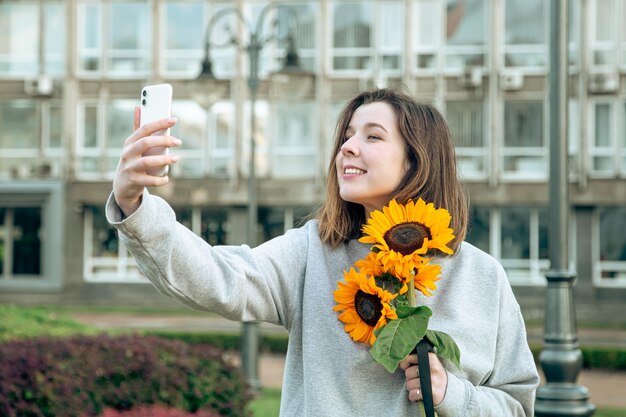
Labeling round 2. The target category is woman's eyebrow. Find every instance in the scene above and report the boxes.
[347,122,389,133]
[364,122,388,133]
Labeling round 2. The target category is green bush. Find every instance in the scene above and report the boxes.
[531,344,626,371]
[0,334,251,417]
[148,331,289,355]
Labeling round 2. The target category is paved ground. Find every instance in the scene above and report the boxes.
[71,312,626,409]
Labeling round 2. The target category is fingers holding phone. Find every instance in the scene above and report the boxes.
[113,84,182,217]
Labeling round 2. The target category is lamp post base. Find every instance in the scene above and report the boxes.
[535,384,596,417]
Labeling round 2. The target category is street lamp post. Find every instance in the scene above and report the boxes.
[535,0,595,415]
[191,5,313,392]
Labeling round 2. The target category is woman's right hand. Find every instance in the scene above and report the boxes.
[113,106,182,217]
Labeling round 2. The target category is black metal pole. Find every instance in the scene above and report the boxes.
[534,0,595,415]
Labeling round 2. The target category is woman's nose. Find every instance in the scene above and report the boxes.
[341,135,359,156]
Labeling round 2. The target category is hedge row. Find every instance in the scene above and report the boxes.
[0,334,251,417]
[147,331,289,355]
[530,344,626,371]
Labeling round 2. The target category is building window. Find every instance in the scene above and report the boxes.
[251,2,318,76]
[330,1,403,75]
[84,206,230,282]
[76,99,134,179]
[84,206,142,282]
[596,207,626,287]
[466,206,549,285]
[0,100,63,180]
[76,97,232,179]
[589,100,626,177]
[0,207,42,279]
[161,2,235,78]
[0,1,66,77]
[77,1,151,77]
[590,0,623,69]
[503,0,547,69]
[270,102,317,178]
[446,100,487,179]
[413,0,488,72]
[502,100,547,180]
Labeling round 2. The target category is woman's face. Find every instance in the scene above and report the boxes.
[335,102,409,216]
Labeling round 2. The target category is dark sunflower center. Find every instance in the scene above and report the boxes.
[383,222,431,256]
[355,290,383,327]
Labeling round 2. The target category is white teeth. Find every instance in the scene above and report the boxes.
[344,168,365,175]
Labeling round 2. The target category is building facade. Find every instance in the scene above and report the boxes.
[0,0,625,323]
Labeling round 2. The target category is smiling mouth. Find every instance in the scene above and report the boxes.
[344,168,366,175]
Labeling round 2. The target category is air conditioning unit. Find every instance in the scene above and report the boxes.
[458,66,483,88]
[499,70,524,91]
[24,74,54,97]
[588,71,619,94]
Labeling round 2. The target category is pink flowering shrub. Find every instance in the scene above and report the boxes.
[0,334,251,417]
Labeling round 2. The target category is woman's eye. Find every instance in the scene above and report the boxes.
[368,135,381,140]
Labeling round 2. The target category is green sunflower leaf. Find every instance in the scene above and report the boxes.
[395,305,432,319]
[370,310,431,373]
[425,329,461,368]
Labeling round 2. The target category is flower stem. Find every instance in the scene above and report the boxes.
[408,270,416,308]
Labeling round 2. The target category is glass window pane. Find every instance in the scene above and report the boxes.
[275,103,314,148]
[501,207,530,259]
[165,3,203,50]
[0,101,38,149]
[110,3,149,50]
[0,3,39,75]
[447,101,484,147]
[595,0,614,42]
[446,0,487,68]
[49,103,63,148]
[332,3,371,48]
[45,3,66,75]
[595,103,611,147]
[78,3,101,72]
[504,0,547,67]
[467,206,490,253]
[201,209,228,245]
[107,100,135,151]
[414,0,439,47]
[538,208,549,260]
[599,207,626,261]
[109,2,151,73]
[91,206,118,258]
[504,101,543,147]
[12,207,41,275]
[82,104,98,148]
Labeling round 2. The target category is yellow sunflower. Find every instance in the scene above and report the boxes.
[413,260,442,297]
[333,268,398,345]
[359,198,455,279]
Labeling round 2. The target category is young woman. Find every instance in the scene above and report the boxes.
[107,88,539,416]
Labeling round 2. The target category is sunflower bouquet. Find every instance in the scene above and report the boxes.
[333,198,460,374]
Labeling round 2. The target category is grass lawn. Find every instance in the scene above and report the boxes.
[249,388,281,417]
[248,389,625,417]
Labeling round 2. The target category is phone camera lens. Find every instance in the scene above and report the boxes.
[142,99,147,106]
[142,90,147,97]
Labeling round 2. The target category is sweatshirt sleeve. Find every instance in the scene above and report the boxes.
[435,261,540,417]
[105,190,307,329]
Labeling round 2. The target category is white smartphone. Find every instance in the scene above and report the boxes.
[140,83,173,177]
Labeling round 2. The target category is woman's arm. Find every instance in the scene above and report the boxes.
[434,270,539,417]
[106,190,308,329]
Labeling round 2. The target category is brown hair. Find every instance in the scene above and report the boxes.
[315,88,468,253]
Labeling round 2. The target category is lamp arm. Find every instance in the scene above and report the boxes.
[254,3,300,47]
[202,7,250,57]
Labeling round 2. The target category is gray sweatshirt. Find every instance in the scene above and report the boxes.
[106,191,539,417]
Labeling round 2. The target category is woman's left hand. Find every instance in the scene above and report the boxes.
[399,353,448,406]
